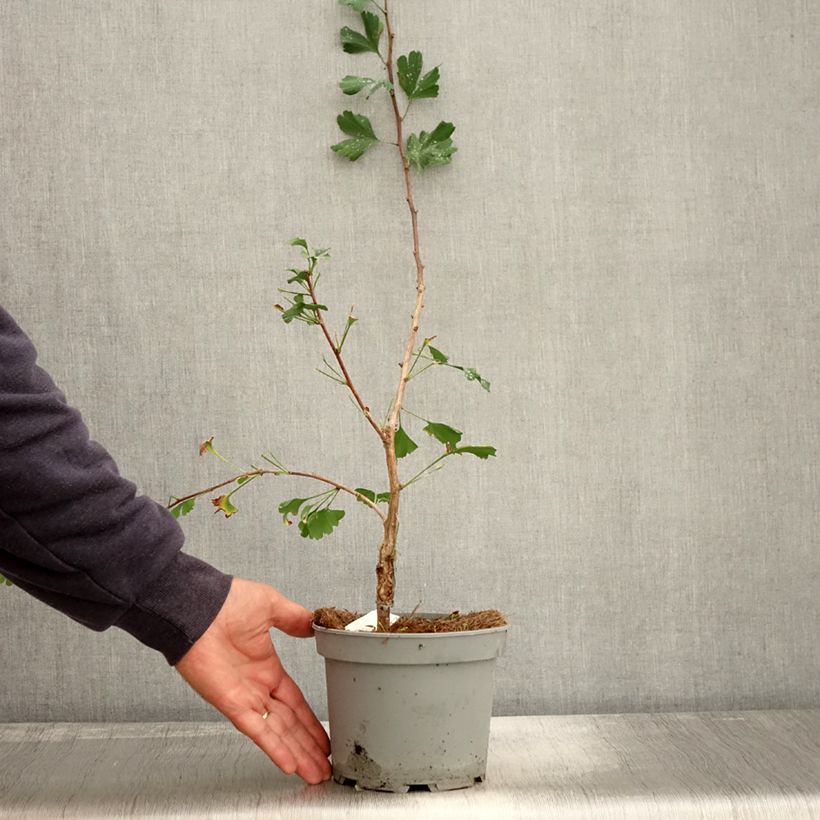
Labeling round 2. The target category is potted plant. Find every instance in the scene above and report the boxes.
[169,0,508,792]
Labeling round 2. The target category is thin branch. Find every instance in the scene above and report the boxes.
[321,355,344,378]
[281,469,390,521]
[260,452,287,471]
[406,361,436,381]
[399,406,427,423]
[337,308,356,352]
[203,440,247,474]
[305,273,385,439]
[168,468,386,522]
[315,488,340,513]
[400,453,450,490]
[168,474,260,508]
[407,336,433,378]
[316,366,346,384]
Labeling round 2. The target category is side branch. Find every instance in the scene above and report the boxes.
[168,468,387,522]
[306,274,385,439]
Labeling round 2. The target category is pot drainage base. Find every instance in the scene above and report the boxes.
[333,774,484,793]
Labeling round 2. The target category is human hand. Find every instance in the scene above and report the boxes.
[175,577,331,784]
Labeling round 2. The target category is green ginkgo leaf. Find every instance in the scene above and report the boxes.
[354,487,391,504]
[354,487,376,503]
[461,367,491,392]
[397,51,439,99]
[286,269,310,285]
[427,345,448,363]
[361,11,383,51]
[279,293,327,324]
[339,75,371,94]
[339,75,393,99]
[395,425,418,458]
[332,110,379,161]
[278,497,307,524]
[423,421,463,448]
[397,51,422,96]
[413,66,440,99]
[331,137,378,161]
[406,121,457,170]
[339,11,383,55]
[336,110,377,139]
[453,445,497,459]
[423,345,491,391]
[169,498,196,519]
[298,508,346,540]
[338,0,371,12]
[340,27,375,54]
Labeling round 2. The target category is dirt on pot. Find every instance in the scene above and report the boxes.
[313,607,507,633]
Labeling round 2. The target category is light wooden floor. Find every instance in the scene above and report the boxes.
[1,711,819,818]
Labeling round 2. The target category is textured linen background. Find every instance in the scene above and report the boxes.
[1,0,818,721]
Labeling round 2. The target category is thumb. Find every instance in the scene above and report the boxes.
[267,587,315,638]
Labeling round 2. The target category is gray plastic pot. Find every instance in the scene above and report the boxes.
[313,616,508,792]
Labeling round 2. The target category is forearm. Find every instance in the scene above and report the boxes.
[0,305,231,664]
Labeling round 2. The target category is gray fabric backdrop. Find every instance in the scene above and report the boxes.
[1,0,818,722]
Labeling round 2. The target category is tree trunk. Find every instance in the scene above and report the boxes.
[376,426,401,630]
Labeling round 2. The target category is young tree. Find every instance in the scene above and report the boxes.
[169,0,496,631]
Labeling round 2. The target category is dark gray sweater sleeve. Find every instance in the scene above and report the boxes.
[0,305,232,665]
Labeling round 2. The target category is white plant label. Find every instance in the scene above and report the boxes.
[345,609,399,632]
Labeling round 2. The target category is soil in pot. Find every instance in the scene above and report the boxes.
[313,606,507,632]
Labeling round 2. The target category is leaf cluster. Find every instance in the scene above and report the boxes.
[332,5,457,169]
[273,238,330,325]
[278,496,346,540]
[395,418,496,462]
